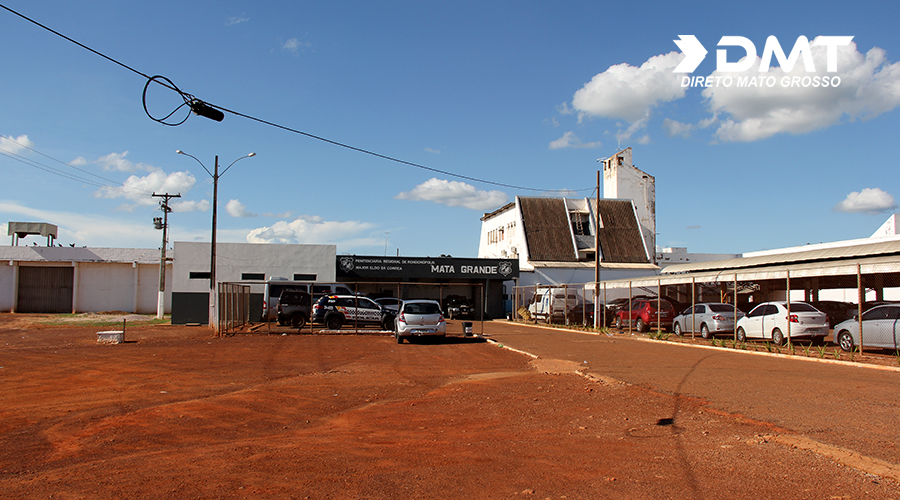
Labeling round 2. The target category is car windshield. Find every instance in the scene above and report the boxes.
[405,303,441,315]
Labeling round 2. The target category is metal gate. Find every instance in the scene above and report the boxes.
[17,267,74,313]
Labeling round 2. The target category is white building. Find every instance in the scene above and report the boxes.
[600,147,656,261]
[0,245,171,314]
[477,147,660,295]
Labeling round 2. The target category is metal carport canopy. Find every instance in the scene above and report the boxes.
[595,254,900,289]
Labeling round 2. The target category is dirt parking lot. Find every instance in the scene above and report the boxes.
[0,313,897,499]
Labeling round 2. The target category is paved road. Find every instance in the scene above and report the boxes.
[482,320,900,468]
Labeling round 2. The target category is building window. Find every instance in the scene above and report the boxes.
[293,273,317,281]
[189,272,211,280]
[241,273,266,281]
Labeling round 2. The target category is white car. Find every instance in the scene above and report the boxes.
[735,301,828,345]
[395,300,446,343]
[833,304,900,352]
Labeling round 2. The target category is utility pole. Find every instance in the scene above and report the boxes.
[152,192,180,319]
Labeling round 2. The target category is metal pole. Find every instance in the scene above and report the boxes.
[857,264,864,351]
[691,276,696,340]
[594,169,601,329]
[209,156,219,333]
[786,270,791,345]
[734,274,738,343]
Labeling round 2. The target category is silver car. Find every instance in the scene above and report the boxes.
[672,303,744,339]
[395,300,446,343]
[833,304,900,352]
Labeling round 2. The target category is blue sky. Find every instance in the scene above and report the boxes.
[1,0,899,258]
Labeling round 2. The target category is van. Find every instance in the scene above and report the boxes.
[262,280,358,323]
[527,287,582,323]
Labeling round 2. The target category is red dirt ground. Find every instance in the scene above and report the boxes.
[0,314,896,499]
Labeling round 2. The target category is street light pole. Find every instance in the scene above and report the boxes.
[177,150,256,333]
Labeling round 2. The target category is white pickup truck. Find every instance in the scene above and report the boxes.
[527,287,582,323]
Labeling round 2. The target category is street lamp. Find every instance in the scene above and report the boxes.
[176,149,256,331]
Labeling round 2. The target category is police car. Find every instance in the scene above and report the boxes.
[312,295,395,331]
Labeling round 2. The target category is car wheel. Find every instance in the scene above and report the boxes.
[615,316,623,330]
[325,315,343,330]
[382,318,393,331]
[838,331,854,352]
[673,322,682,336]
[736,327,746,343]
[636,317,646,333]
[700,324,711,340]
[290,313,307,329]
[772,328,785,346]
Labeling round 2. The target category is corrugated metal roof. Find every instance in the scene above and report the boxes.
[593,199,649,264]
[520,198,576,262]
[661,238,900,274]
[597,254,900,290]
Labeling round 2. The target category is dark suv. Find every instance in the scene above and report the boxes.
[615,298,675,332]
[276,291,312,328]
[312,295,395,331]
[443,295,473,320]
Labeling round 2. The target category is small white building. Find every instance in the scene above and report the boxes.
[0,245,171,314]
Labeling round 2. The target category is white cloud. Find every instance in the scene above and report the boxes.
[226,199,256,217]
[662,118,694,138]
[395,178,508,211]
[95,169,199,209]
[702,38,900,142]
[94,151,153,173]
[572,52,686,123]
[246,215,375,245]
[0,134,34,154]
[549,131,602,150]
[425,147,441,154]
[283,38,312,53]
[172,199,209,212]
[834,188,897,214]
[225,15,249,26]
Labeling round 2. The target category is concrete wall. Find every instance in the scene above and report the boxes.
[173,242,337,293]
[0,246,171,313]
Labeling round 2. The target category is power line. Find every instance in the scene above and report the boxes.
[0,141,153,197]
[0,3,594,194]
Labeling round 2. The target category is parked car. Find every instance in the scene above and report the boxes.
[276,290,312,328]
[615,298,675,332]
[443,295,474,320]
[567,302,595,326]
[373,297,401,314]
[735,301,828,345]
[809,301,856,326]
[262,281,357,323]
[833,304,900,352]
[312,295,394,331]
[395,299,446,343]
[672,303,745,339]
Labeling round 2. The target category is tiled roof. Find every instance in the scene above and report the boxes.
[593,199,650,264]
[519,198,576,262]
[518,197,649,264]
